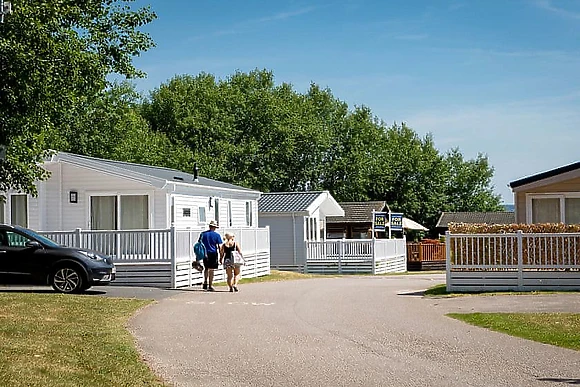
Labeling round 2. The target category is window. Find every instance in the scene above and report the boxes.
[565,198,580,224]
[198,207,206,223]
[0,199,4,223]
[245,201,253,227]
[531,198,560,223]
[529,194,580,224]
[305,217,318,241]
[6,231,31,247]
[214,199,220,224]
[228,201,233,227]
[10,194,28,227]
[182,208,191,217]
[121,195,148,230]
[90,194,149,230]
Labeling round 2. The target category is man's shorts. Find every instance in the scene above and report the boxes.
[203,251,219,270]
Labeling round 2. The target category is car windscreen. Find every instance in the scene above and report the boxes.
[16,227,61,248]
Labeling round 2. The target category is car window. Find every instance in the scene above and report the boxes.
[6,231,33,248]
[0,231,8,247]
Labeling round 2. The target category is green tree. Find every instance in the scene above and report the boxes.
[0,0,156,196]
[443,148,503,212]
[53,82,193,169]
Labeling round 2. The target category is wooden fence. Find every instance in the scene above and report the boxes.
[40,227,271,288]
[446,231,580,292]
[406,242,445,270]
[305,238,406,274]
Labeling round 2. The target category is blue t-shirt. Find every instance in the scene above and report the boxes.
[201,230,223,254]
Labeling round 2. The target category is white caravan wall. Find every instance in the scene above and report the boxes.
[41,163,155,231]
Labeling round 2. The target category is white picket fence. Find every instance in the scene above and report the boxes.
[446,231,580,292]
[305,238,406,274]
[40,227,271,288]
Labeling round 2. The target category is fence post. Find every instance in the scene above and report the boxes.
[517,230,523,291]
[254,227,258,278]
[74,228,82,248]
[115,232,121,261]
[188,229,193,288]
[338,239,344,274]
[170,226,176,288]
[445,231,451,292]
[371,239,376,275]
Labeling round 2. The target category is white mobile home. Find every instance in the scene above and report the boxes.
[2,152,260,231]
[258,191,344,270]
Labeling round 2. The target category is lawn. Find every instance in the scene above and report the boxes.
[425,284,580,350]
[236,269,328,284]
[448,313,580,351]
[0,293,167,387]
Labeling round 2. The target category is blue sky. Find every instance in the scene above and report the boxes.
[130,0,580,204]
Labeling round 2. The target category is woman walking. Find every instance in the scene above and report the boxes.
[220,233,243,292]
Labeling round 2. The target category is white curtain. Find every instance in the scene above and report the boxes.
[120,195,148,230]
[10,194,27,227]
[531,198,560,223]
[91,196,117,230]
[565,198,580,224]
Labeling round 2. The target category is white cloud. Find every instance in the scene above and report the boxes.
[255,7,317,23]
[534,0,580,20]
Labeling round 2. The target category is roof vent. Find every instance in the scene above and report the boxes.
[193,163,199,182]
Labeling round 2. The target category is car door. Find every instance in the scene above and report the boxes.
[0,230,46,284]
[0,229,12,281]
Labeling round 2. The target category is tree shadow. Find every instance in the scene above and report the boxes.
[397,290,427,297]
[538,378,580,385]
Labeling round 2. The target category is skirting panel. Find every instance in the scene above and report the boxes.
[448,270,580,292]
[114,263,172,287]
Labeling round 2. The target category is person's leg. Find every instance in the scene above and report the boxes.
[226,266,234,291]
[203,258,209,289]
[233,266,241,291]
[208,269,215,290]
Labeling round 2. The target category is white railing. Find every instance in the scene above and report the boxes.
[41,229,172,261]
[446,231,580,291]
[40,227,271,288]
[305,238,406,274]
[447,231,580,269]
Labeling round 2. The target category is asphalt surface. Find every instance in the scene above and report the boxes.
[127,274,580,387]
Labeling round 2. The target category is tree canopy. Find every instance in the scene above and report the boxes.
[140,69,502,231]
[0,0,156,196]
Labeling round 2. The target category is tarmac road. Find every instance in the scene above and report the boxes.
[129,274,580,387]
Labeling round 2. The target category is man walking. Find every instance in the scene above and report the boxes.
[201,220,223,291]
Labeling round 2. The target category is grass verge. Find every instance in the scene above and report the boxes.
[448,312,580,351]
[0,293,166,387]
[236,270,328,284]
[424,283,580,297]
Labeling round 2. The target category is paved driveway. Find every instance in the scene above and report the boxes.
[129,274,579,387]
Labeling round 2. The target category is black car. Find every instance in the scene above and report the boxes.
[0,224,116,293]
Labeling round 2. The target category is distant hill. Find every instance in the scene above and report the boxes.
[503,204,515,212]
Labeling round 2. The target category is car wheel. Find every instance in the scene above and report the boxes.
[51,266,84,293]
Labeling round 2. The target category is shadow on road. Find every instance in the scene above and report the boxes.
[537,378,580,385]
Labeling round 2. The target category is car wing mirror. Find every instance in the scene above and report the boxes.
[25,241,42,249]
